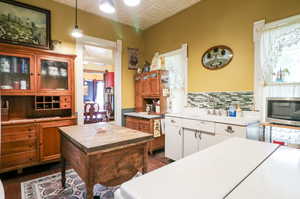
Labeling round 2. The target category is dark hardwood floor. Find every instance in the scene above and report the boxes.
[1,151,171,199]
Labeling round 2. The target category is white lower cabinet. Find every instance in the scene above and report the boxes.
[183,129,199,157]
[165,116,258,160]
[165,119,183,160]
[183,130,228,158]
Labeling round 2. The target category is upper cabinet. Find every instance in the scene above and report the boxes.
[37,56,73,95]
[0,53,36,95]
[0,43,75,96]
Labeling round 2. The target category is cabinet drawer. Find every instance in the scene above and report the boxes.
[139,120,151,133]
[60,102,71,109]
[1,151,37,169]
[2,124,37,143]
[182,119,215,133]
[165,117,182,126]
[60,96,71,103]
[1,139,36,155]
[215,123,246,138]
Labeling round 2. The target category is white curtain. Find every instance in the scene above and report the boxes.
[260,17,300,110]
[164,53,185,113]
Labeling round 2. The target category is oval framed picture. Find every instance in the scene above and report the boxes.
[201,45,233,70]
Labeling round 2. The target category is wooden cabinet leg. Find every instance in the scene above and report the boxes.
[61,157,66,189]
[142,143,149,174]
[86,183,94,199]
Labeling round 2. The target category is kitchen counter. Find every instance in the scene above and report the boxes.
[59,123,153,198]
[166,112,259,126]
[59,123,153,152]
[0,180,4,199]
[1,116,77,126]
[124,112,162,119]
[115,138,279,199]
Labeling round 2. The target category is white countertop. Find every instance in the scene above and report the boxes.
[166,112,259,126]
[115,138,278,199]
[124,112,162,119]
[227,146,300,199]
[0,180,4,199]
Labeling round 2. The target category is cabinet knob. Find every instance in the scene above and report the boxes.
[225,126,235,134]
[30,72,34,76]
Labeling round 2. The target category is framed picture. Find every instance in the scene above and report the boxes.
[202,45,233,70]
[0,0,51,49]
[128,48,139,70]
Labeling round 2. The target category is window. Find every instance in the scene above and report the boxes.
[254,15,300,120]
[261,17,300,84]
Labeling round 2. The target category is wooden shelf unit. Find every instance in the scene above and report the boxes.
[0,43,77,174]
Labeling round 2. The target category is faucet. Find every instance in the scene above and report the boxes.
[208,97,217,115]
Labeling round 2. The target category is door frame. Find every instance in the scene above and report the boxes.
[76,36,122,125]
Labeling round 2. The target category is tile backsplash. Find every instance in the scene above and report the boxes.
[187,91,254,111]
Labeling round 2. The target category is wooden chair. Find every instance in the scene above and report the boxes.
[84,103,108,124]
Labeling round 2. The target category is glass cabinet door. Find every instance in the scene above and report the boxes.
[39,59,70,91]
[0,54,33,91]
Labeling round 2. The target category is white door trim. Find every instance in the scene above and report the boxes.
[76,36,122,125]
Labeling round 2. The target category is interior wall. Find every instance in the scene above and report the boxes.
[18,0,144,109]
[143,0,300,93]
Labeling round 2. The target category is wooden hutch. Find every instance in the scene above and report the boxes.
[126,70,168,153]
[0,43,77,173]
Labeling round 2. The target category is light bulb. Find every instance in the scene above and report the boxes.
[99,0,116,14]
[123,0,141,7]
[71,26,83,38]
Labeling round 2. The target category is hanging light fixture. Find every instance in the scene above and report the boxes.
[71,0,83,38]
[123,0,141,7]
[99,0,116,14]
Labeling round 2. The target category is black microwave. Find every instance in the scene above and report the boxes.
[266,97,300,126]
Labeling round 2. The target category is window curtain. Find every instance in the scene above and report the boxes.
[260,17,300,114]
[164,53,185,113]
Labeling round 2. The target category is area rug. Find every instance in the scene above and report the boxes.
[21,169,122,199]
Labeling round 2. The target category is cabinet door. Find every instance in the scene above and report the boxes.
[37,56,72,95]
[165,122,182,160]
[135,79,143,111]
[0,53,35,95]
[183,129,199,157]
[149,72,160,96]
[198,132,228,151]
[39,120,76,162]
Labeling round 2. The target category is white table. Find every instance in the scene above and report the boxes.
[115,138,279,199]
[227,146,300,199]
[0,180,4,199]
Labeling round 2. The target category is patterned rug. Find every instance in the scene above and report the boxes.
[21,169,122,199]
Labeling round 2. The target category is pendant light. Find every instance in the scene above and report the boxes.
[123,0,141,7]
[99,0,116,14]
[71,0,83,38]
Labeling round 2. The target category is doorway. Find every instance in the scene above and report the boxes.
[82,45,115,124]
[76,36,122,125]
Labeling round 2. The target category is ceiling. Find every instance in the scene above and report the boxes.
[53,0,202,30]
[83,45,113,65]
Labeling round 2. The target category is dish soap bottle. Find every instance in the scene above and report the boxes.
[228,105,237,117]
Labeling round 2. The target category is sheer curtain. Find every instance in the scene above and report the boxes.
[260,16,300,120]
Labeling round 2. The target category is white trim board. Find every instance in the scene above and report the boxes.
[76,36,122,126]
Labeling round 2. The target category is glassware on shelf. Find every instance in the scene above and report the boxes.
[0,55,30,90]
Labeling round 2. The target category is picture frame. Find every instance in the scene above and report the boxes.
[201,45,233,70]
[0,0,51,49]
[128,48,139,70]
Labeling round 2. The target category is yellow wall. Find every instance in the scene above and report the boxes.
[18,0,143,108]
[143,0,300,92]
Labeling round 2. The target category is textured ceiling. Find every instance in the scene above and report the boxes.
[53,0,202,30]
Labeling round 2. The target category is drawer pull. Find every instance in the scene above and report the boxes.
[171,120,176,123]
[28,128,32,131]
[225,126,235,134]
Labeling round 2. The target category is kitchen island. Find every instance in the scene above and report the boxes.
[59,123,153,199]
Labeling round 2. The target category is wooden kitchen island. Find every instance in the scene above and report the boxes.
[59,123,153,199]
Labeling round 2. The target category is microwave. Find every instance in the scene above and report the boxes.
[266,97,300,126]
